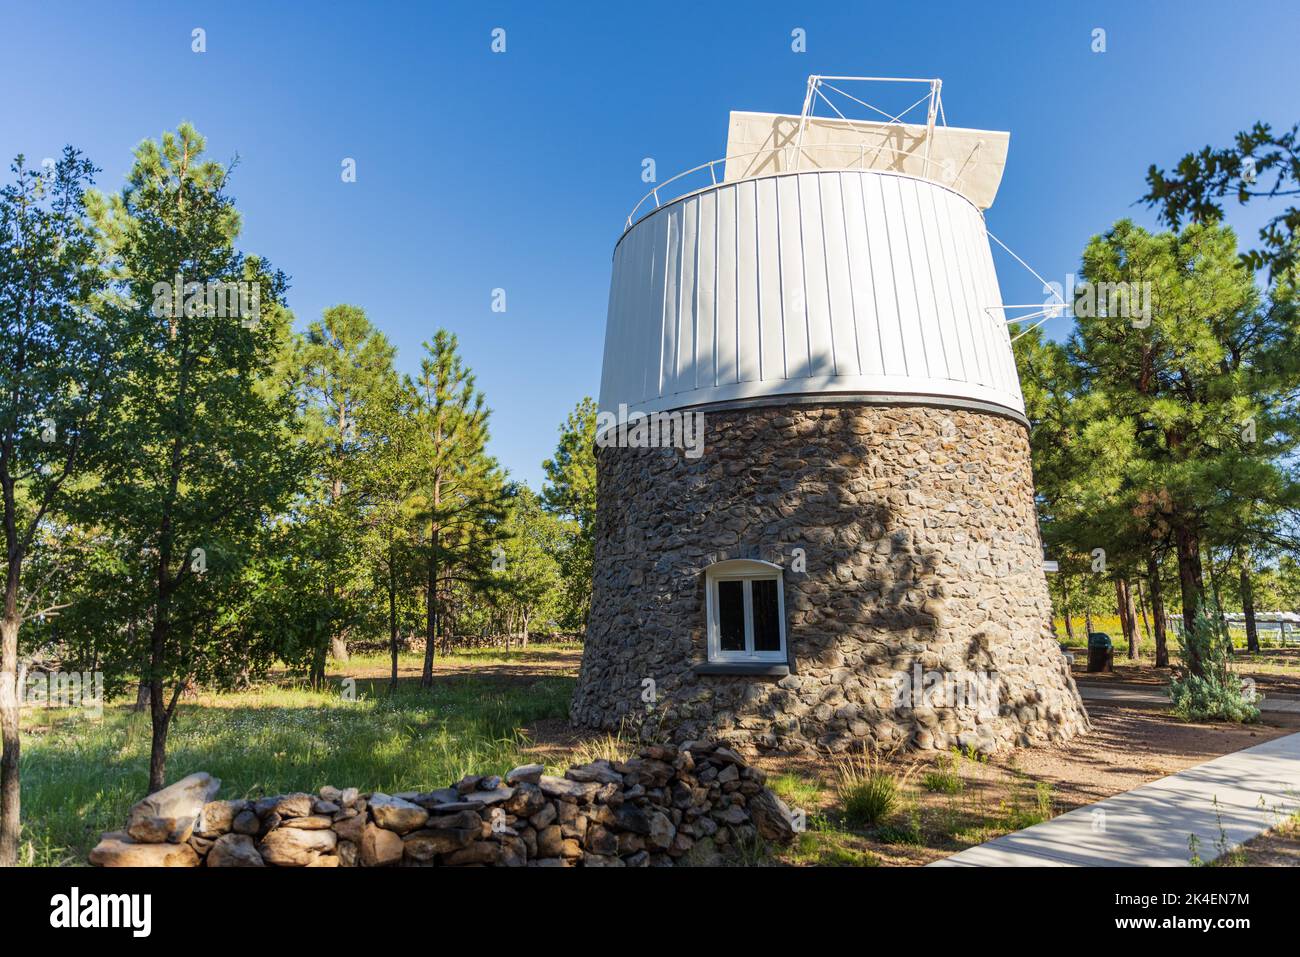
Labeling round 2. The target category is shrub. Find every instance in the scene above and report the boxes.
[1169,602,1261,723]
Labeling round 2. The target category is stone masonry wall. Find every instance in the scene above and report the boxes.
[572,401,1090,753]
[89,742,795,867]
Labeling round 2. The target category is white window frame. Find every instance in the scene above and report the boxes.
[704,559,787,663]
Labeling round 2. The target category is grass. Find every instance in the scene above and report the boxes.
[787,830,882,866]
[766,745,1065,867]
[836,753,915,828]
[922,750,966,794]
[17,647,574,867]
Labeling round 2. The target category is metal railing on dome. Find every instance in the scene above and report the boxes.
[623,142,965,232]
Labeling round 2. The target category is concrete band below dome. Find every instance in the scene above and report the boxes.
[572,400,1090,754]
[593,390,1029,443]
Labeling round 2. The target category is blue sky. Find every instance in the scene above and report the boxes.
[3,1,1296,487]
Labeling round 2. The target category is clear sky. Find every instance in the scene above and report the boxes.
[3,1,1297,487]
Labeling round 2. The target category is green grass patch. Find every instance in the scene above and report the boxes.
[18,652,574,866]
[788,830,881,867]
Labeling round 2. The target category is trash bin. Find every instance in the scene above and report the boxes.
[1086,632,1113,673]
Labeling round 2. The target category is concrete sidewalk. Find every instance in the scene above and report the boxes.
[930,732,1300,866]
[1076,681,1300,713]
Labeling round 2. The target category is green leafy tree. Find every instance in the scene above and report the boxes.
[0,149,114,865]
[84,125,306,791]
[541,397,597,632]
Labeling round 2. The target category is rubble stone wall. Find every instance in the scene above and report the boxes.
[89,742,796,868]
[572,401,1090,753]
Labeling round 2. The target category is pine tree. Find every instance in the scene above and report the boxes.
[294,304,399,679]
[407,331,506,686]
[541,397,597,632]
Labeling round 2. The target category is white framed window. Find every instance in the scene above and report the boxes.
[704,559,787,663]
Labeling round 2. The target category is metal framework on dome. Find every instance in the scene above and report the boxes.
[792,75,946,172]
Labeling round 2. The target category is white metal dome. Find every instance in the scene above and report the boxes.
[598,77,1025,427]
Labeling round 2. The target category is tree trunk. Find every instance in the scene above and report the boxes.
[1124,577,1140,658]
[1241,558,1259,653]
[1148,552,1169,668]
[1085,609,1094,635]
[1135,579,1151,640]
[421,476,442,688]
[147,615,171,794]
[421,549,437,688]
[309,642,326,691]
[330,634,349,663]
[1112,574,1133,657]
[0,613,20,867]
[1061,574,1075,640]
[1173,523,1206,675]
[388,546,399,691]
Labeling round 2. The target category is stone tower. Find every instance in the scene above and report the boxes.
[571,77,1089,753]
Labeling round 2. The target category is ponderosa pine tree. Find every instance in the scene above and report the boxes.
[541,397,597,632]
[408,331,507,686]
[294,304,400,679]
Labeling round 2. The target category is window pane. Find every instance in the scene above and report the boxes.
[717,580,745,651]
[751,578,781,651]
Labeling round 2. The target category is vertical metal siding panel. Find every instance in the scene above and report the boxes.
[755,177,784,380]
[885,177,929,378]
[619,225,646,405]
[716,184,738,386]
[962,209,1003,391]
[975,215,1016,398]
[800,174,835,377]
[661,206,682,397]
[602,237,631,410]
[842,172,885,376]
[863,174,905,376]
[675,199,698,394]
[927,188,968,383]
[821,173,860,377]
[644,211,670,403]
[615,224,639,408]
[777,176,807,380]
[949,196,994,388]
[736,180,761,383]
[696,191,717,389]
[883,176,925,377]
[907,179,950,381]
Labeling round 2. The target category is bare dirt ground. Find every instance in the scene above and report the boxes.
[735,704,1300,865]
[339,644,1300,865]
[1071,647,1300,697]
